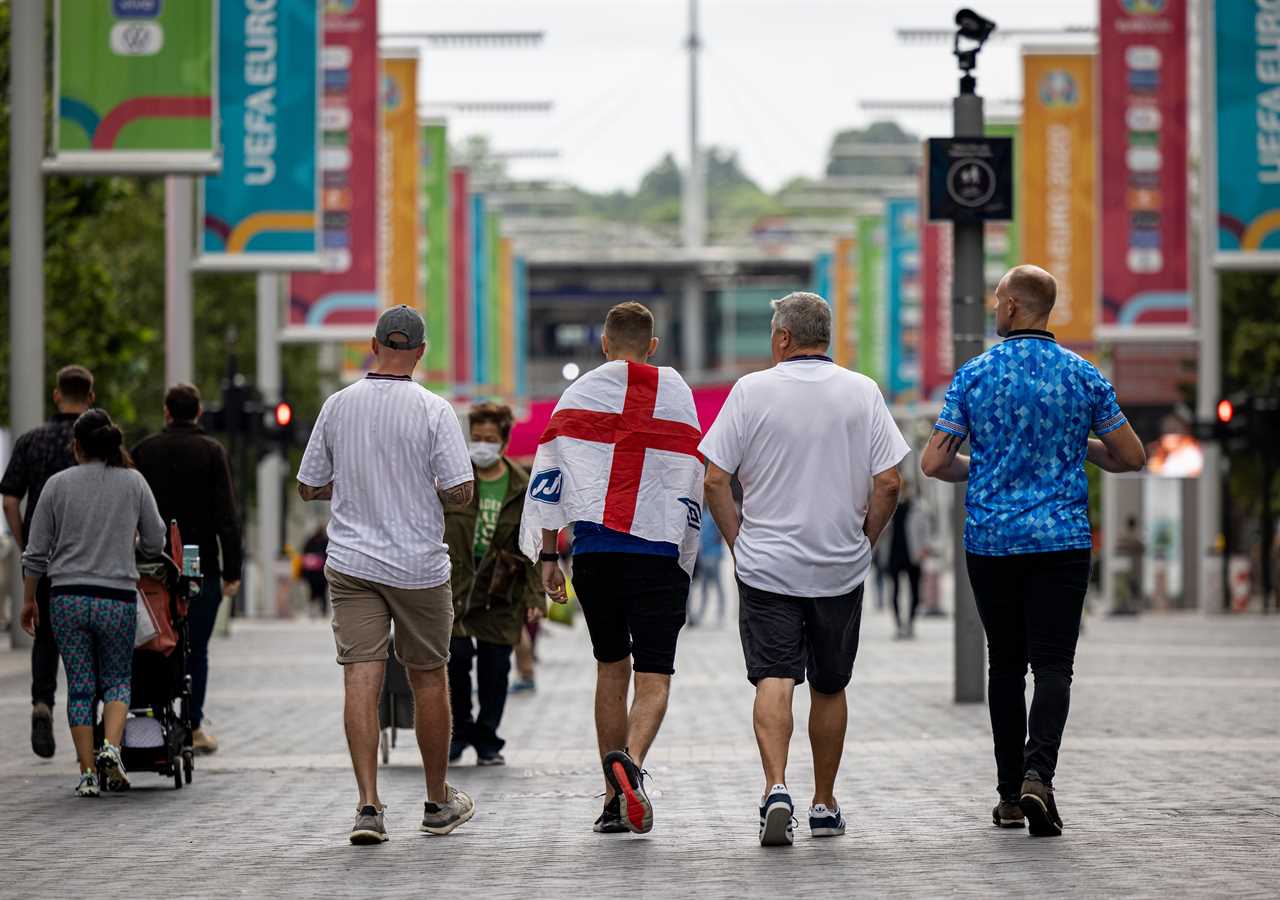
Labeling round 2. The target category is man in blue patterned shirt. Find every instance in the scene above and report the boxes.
[922,265,1145,837]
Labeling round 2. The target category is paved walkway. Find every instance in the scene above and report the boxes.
[2,590,1278,898]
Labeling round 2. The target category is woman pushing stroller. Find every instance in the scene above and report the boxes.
[20,408,165,797]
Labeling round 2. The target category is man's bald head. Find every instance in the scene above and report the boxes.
[1004,265,1057,319]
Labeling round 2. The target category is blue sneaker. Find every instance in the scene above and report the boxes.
[808,804,846,838]
[759,784,795,846]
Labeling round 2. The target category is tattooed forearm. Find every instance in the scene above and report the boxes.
[440,481,475,508]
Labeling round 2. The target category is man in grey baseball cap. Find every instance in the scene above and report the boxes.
[298,301,477,844]
[376,305,426,351]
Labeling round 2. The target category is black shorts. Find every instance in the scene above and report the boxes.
[571,553,690,675]
[737,579,864,694]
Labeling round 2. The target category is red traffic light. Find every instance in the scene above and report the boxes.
[1216,399,1234,424]
[274,401,293,428]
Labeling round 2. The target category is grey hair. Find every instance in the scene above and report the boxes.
[770,292,831,349]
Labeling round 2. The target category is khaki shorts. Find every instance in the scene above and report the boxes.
[326,566,454,670]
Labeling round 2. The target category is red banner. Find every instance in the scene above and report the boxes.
[288,0,379,331]
[450,167,472,387]
[919,220,953,401]
[1099,0,1189,330]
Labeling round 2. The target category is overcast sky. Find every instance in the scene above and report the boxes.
[381,0,1098,194]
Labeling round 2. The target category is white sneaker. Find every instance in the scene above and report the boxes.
[96,741,130,792]
[759,784,795,847]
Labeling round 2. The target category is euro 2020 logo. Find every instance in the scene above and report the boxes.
[1038,70,1079,109]
[1122,0,1166,14]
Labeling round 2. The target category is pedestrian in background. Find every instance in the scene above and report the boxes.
[1,364,95,760]
[301,523,330,617]
[298,305,476,845]
[445,402,544,767]
[689,508,726,627]
[20,409,165,797]
[922,264,1146,837]
[885,477,929,639]
[701,292,909,847]
[132,384,242,755]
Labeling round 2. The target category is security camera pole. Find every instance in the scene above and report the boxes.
[950,9,994,703]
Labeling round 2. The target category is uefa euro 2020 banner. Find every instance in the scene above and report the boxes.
[885,197,921,403]
[1022,48,1096,351]
[51,0,219,173]
[421,121,450,389]
[1216,1,1280,261]
[288,0,379,333]
[197,0,321,271]
[381,51,420,313]
[856,215,886,388]
[1099,0,1190,331]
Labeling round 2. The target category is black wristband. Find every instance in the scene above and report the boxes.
[538,552,560,563]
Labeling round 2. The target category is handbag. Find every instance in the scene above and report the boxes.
[134,589,159,647]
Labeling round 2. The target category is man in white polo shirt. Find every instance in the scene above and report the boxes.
[298,305,476,845]
[700,291,909,847]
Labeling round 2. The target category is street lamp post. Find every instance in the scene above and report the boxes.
[950,8,996,704]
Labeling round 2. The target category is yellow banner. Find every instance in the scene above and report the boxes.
[832,236,856,367]
[381,53,420,313]
[1021,50,1095,349]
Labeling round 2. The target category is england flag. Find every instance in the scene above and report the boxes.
[518,360,706,576]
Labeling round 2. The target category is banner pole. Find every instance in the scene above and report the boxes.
[165,176,195,385]
[9,0,45,649]
[1195,0,1222,612]
[255,272,283,620]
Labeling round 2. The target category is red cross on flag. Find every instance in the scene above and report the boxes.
[519,360,706,575]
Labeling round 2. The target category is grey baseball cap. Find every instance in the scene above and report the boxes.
[375,305,426,350]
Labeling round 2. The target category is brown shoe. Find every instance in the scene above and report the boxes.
[192,728,220,755]
[1019,777,1063,837]
[992,801,1025,828]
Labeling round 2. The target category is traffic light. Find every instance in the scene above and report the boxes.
[259,399,305,458]
[273,401,293,429]
[1216,399,1234,425]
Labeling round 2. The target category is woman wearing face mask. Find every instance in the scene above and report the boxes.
[20,409,165,797]
[443,403,546,766]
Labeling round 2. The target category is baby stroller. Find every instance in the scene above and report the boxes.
[95,522,199,789]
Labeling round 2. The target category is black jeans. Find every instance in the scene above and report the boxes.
[967,549,1091,801]
[448,636,513,757]
[188,575,223,729]
[31,577,58,709]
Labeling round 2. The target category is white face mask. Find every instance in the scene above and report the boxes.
[469,440,503,468]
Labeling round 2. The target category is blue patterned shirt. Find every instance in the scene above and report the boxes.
[935,330,1127,557]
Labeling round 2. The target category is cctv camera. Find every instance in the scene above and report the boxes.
[955,8,996,44]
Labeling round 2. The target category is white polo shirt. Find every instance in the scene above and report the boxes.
[297,375,472,589]
[698,359,911,597]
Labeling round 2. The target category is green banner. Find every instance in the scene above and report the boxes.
[856,215,886,386]
[421,122,450,390]
[53,0,218,172]
[486,210,502,395]
[985,121,1020,342]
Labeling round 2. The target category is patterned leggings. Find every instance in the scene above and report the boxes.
[49,594,135,727]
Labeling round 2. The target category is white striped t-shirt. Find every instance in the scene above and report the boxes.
[297,375,472,589]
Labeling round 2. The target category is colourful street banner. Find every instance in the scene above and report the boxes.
[1099,0,1189,328]
[886,197,921,402]
[811,251,832,302]
[52,0,219,172]
[919,221,953,401]
[421,121,450,389]
[831,237,856,367]
[198,0,321,271]
[499,238,515,396]
[514,254,529,398]
[471,193,489,389]
[856,215,887,387]
[1215,3,1280,257]
[450,168,472,388]
[487,213,503,395]
[287,0,379,332]
[381,52,420,313]
[1022,49,1097,350]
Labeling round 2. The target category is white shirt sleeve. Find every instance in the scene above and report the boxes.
[698,380,747,474]
[297,398,334,487]
[430,402,473,490]
[869,388,912,476]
